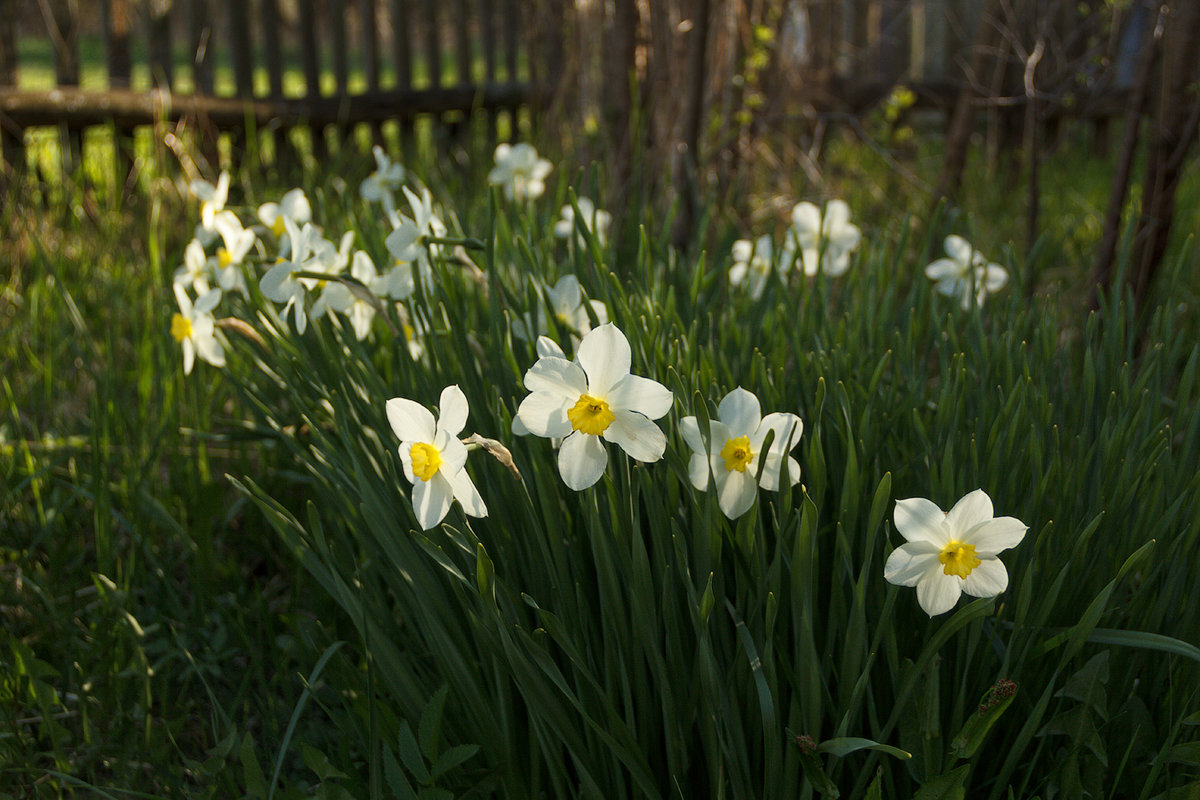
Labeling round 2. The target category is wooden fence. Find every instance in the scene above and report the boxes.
[0,0,1144,186]
[0,0,554,176]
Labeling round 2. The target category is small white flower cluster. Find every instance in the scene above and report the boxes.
[728,200,1010,311]
[729,199,862,299]
[170,162,451,375]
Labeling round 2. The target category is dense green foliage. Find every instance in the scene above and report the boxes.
[3,122,1199,798]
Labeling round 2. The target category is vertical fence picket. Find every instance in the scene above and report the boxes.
[359,0,382,145]
[261,0,284,99]
[228,0,254,96]
[297,0,326,156]
[391,0,415,152]
[102,0,135,184]
[331,0,350,148]
[423,0,442,89]
[189,0,214,95]
[0,0,20,180]
[481,0,497,142]
[145,0,174,88]
[47,0,83,175]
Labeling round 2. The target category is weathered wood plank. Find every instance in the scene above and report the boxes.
[189,0,213,94]
[359,0,380,91]
[0,0,22,174]
[144,0,174,88]
[0,84,547,129]
[423,0,442,88]
[227,0,254,96]
[261,0,284,99]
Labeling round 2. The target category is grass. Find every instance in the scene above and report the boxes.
[2,92,1200,799]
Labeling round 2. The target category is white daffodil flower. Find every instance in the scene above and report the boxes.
[790,199,861,277]
[511,275,608,343]
[171,284,224,375]
[325,251,383,341]
[385,186,447,296]
[553,197,612,247]
[211,211,255,298]
[173,238,212,295]
[308,230,355,321]
[547,274,607,336]
[516,323,673,490]
[257,188,312,240]
[189,171,229,233]
[488,143,552,202]
[884,489,1028,617]
[678,387,803,519]
[925,236,1009,310]
[359,145,407,214]
[259,218,321,334]
[385,385,488,530]
[729,235,778,300]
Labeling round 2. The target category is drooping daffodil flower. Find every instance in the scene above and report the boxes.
[259,218,322,334]
[554,197,612,247]
[170,284,224,375]
[189,171,229,234]
[211,211,256,298]
[325,251,384,341]
[385,385,488,530]
[173,238,213,296]
[359,145,407,215]
[516,323,673,490]
[257,188,312,240]
[385,186,447,296]
[925,235,1009,310]
[488,143,552,202]
[679,387,803,519]
[729,235,781,300]
[789,199,861,277]
[884,489,1028,616]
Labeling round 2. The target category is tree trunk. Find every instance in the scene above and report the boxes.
[1130,0,1200,307]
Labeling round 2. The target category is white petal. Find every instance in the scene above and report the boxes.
[944,235,973,263]
[447,466,488,518]
[516,391,573,438]
[731,239,753,263]
[558,432,608,490]
[717,387,761,437]
[791,202,821,233]
[195,332,225,368]
[883,541,942,586]
[678,416,705,455]
[576,324,631,396]
[607,374,673,420]
[925,258,964,281]
[386,398,436,443]
[437,385,470,437]
[966,516,1028,555]
[688,453,711,491]
[181,338,195,374]
[412,475,454,530]
[917,573,963,616]
[535,336,566,360]
[195,288,222,314]
[946,489,994,535]
[604,409,667,463]
[980,264,1009,291]
[962,557,1008,598]
[823,199,851,231]
[715,469,757,519]
[894,497,949,545]
[523,356,587,398]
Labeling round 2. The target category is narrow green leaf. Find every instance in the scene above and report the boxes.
[816,737,911,760]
